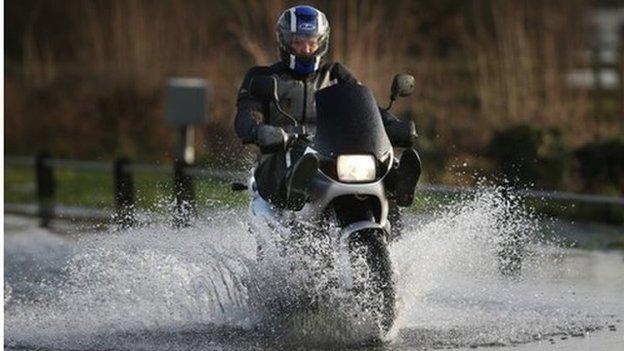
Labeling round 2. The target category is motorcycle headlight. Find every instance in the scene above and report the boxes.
[336,155,376,182]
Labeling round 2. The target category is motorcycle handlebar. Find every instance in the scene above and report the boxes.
[285,131,311,147]
[256,124,310,154]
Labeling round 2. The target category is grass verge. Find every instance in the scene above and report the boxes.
[4,165,248,210]
[5,164,623,225]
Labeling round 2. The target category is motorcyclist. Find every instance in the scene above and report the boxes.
[234,5,420,211]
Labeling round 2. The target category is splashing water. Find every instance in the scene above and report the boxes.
[4,187,620,350]
[390,188,612,349]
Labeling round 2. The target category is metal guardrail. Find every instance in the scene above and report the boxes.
[5,156,247,180]
[518,189,624,206]
[125,163,171,175]
[417,184,624,206]
[5,155,624,228]
[185,167,247,180]
[5,156,35,166]
[47,159,112,172]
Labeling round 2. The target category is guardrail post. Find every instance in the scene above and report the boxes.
[114,156,135,229]
[618,45,623,120]
[173,160,195,227]
[35,152,55,227]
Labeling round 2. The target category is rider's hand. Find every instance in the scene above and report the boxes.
[255,125,288,154]
[387,119,417,148]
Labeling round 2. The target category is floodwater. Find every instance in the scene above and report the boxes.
[4,189,624,350]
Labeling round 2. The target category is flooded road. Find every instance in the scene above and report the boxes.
[4,191,624,350]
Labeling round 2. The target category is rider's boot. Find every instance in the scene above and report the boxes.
[395,149,421,207]
[285,153,319,211]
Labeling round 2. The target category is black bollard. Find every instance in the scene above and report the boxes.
[173,159,195,227]
[114,156,135,229]
[35,152,55,227]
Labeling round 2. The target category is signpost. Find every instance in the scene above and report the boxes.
[165,78,210,226]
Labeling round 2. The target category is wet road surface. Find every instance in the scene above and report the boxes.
[4,191,624,350]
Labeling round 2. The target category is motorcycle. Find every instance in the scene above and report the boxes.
[232,74,416,334]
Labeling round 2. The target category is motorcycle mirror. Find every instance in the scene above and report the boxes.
[390,74,415,101]
[249,76,279,102]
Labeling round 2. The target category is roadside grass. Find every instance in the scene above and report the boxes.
[5,164,623,225]
[524,197,624,226]
[409,190,458,214]
[4,164,444,214]
[4,165,247,210]
[410,188,624,226]
[4,164,446,212]
[4,164,37,204]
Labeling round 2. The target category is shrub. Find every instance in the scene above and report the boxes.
[487,124,566,189]
[575,138,624,196]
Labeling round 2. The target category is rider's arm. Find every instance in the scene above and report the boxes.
[234,67,270,144]
[330,62,359,85]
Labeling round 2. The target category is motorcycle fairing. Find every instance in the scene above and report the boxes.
[314,84,392,160]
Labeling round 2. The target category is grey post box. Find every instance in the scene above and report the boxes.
[165,78,210,126]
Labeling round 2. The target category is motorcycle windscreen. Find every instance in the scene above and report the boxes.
[314,83,392,160]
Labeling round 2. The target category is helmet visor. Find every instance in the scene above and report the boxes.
[287,34,326,58]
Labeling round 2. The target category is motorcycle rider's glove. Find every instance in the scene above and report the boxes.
[255,124,288,154]
[386,119,417,148]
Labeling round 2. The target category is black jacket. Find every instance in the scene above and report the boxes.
[234,60,413,146]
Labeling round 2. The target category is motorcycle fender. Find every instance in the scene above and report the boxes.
[335,220,389,289]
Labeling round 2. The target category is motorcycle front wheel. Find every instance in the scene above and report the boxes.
[347,228,396,334]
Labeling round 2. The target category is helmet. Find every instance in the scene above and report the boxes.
[276,5,330,75]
